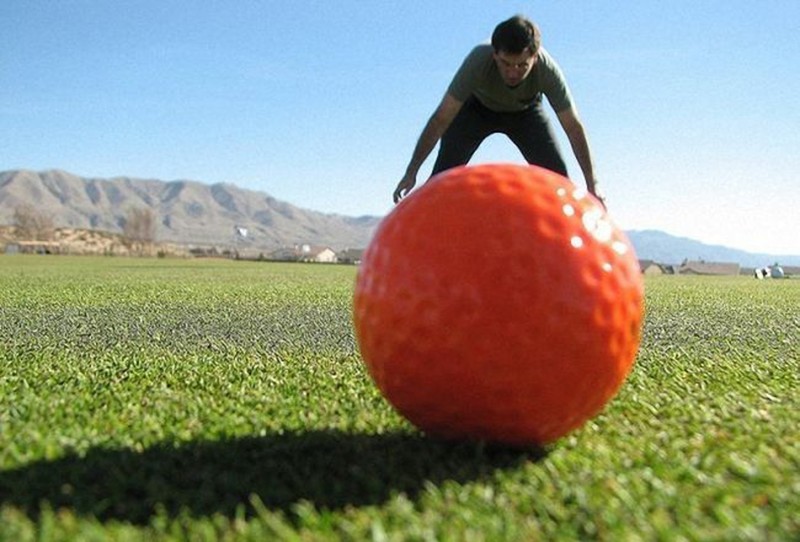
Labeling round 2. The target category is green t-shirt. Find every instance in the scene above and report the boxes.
[447,44,574,113]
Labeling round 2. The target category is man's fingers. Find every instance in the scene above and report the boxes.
[393,182,411,204]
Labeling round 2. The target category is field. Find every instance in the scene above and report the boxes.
[0,255,797,541]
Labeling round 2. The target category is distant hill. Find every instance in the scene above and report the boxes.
[1,169,798,266]
[0,170,380,251]
[626,230,800,268]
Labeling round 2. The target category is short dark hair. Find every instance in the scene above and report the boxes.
[491,15,541,54]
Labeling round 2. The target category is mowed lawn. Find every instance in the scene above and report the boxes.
[0,255,797,541]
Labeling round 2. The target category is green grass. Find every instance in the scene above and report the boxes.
[0,255,797,541]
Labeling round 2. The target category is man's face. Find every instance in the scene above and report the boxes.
[493,48,538,87]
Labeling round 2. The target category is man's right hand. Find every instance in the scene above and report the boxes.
[392,93,463,205]
[393,173,417,204]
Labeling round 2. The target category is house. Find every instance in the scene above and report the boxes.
[301,245,337,263]
[269,244,337,263]
[338,248,365,265]
[639,260,669,276]
[678,260,740,276]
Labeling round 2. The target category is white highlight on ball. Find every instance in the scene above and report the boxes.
[581,208,613,243]
[612,241,628,255]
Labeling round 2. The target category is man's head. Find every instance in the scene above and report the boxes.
[491,15,541,87]
[492,15,541,55]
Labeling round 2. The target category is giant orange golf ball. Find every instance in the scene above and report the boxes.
[353,164,643,446]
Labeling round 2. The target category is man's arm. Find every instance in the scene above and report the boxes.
[393,93,464,203]
[556,107,603,204]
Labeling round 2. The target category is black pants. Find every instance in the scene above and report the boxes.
[431,97,568,177]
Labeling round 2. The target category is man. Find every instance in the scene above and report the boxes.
[393,15,602,205]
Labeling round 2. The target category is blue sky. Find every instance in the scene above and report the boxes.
[2,1,798,255]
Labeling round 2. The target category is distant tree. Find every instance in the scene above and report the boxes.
[122,208,157,254]
[13,204,54,241]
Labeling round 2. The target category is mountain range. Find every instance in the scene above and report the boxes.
[1,169,798,267]
[0,170,379,251]
[624,230,799,268]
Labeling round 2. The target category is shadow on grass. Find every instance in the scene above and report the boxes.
[0,430,545,524]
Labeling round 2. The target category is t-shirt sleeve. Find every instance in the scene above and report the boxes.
[539,51,575,112]
[447,46,486,102]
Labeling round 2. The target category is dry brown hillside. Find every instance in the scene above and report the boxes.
[0,226,187,256]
